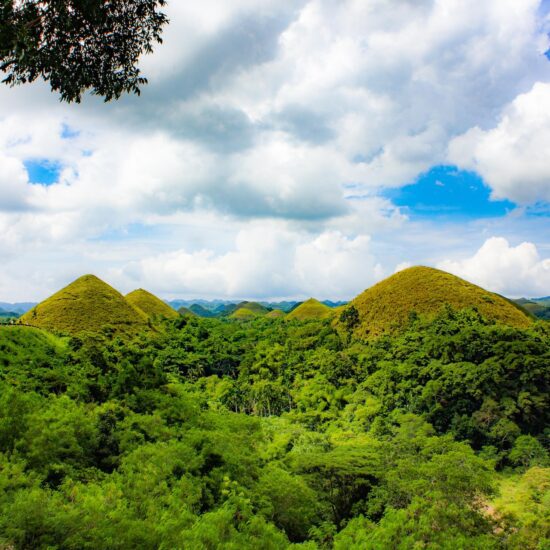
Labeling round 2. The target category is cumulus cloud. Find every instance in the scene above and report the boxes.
[116,223,383,300]
[0,155,31,211]
[0,0,549,300]
[449,82,550,204]
[216,0,549,187]
[438,237,550,297]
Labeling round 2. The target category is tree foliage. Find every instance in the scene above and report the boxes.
[0,0,168,102]
[0,307,548,548]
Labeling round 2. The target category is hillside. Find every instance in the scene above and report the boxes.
[0,325,66,367]
[1,282,548,548]
[512,298,550,320]
[126,289,179,320]
[20,274,149,335]
[177,306,197,317]
[229,301,270,319]
[189,304,217,318]
[338,266,533,338]
[286,298,333,321]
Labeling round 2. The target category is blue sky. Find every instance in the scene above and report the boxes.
[0,0,549,301]
[386,166,517,220]
[24,160,61,186]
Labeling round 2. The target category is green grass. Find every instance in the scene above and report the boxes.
[229,302,270,319]
[126,289,179,320]
[337,266,533,339]
[265,309,285,319]
[230,308,258,320]
[286,298,333,321]
[20,274,149,336]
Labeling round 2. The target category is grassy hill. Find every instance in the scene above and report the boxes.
[265,309,285,319]
[229,301,270,319]
[126,289,179,320]
[286,298,333,321]
[177,306,197,317]
[230,308,257,320]
[20,274,149,336]
[337,266,533,339]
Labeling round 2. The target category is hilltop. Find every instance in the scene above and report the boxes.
[126,289,179,320]
[286,298,333,321]
[229,301,270,319]
[337,266,533,338]
[20,274,149,336]
[265,309,285,319]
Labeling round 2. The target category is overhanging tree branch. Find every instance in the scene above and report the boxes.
[0,0,169,102]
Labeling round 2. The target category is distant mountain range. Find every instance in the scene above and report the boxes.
[0,302,37,315]
[166,298,348,314]
[511,297,550,320]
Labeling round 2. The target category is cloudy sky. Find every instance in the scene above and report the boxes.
[1,0,550,302]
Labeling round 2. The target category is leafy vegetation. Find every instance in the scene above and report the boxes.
[1,270,548,548]
[0,0,168,102]
[337,266,532,339]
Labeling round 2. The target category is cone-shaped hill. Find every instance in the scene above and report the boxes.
[229,301,269,319]
[286,298,333,321]
[265,309,286,319]
[20,274,149,335]
[337,266,533,339]
[126,289,179,320]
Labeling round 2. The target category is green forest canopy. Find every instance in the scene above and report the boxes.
[0,301,548,548]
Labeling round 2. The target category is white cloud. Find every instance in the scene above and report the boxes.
[0,0,549,301]
[0,154,30,211]
[449,82,550,204]
[115,223,383,301]
[438,237,550,297]
[216,0,549,187]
